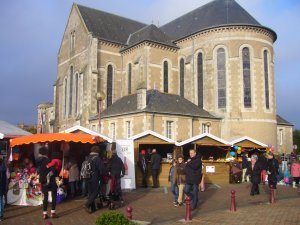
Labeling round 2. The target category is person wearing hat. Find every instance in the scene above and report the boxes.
[174,155,186,207]
[84,146,104,213]
[266,152,279,190]
[138,150,148,188]
[0,156,7,221]
[36,147,59,219]
[246,154,262,196]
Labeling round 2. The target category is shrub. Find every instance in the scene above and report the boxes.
[95,211,137,225]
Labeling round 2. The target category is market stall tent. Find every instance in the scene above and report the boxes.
[0,120,31,139]
[10,133,102,147]
[129,130,177,187]
[178,133,231,184]
[229,136,268,148]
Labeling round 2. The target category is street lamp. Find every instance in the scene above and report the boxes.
[95,91,106,132]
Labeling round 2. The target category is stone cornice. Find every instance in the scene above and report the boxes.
[120,41,178,55]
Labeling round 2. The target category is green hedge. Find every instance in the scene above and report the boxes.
[95,211,137,225]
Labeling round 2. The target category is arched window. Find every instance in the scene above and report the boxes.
[75,73,79,114]
[242,47,251,108]
[163,61,168,93]
[217,48,226,108]
[180,58,185,97]
[197,52,203,108]
[107,65,113,107]
[128,63,132,94]
[64,78,67,117]
[263,50,270,109]
[69,66,73,116]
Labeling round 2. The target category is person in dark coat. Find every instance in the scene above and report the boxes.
[266,152,279,189]
[258,154,268,184]
[107,150,125,200]
[246,154,261,196]
[36,147,59,219]
[0,156,7,221]
[150,149,162,188]
[84,146,104,213]
[138,150,148,188]
[184,149,202,209]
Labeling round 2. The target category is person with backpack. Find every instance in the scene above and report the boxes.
[83,146,104,213]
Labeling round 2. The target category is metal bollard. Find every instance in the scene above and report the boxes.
[230,190,236,212]
[127,206,133,220]
[185,196,192,222]
[269,185,275,204]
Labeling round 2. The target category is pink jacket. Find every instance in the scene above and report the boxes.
[291,162,300,178]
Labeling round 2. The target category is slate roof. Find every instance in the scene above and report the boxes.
[77,4,146,45]
[125,24,177,49]
[0,120,31,139]
[161,0,276,41]
[97,90,219,119]
[277,115,293,126]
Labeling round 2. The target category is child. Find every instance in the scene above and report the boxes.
[168,159,178,206]
[174,155,186,206]
[46,151,62,185]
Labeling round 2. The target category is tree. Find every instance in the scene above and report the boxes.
[293,129,300,155]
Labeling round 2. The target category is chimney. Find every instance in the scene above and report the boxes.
[136,82,147,110]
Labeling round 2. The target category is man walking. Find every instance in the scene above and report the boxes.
[150,149,161,188]
[184,149,202,210]
[84,146,104,213]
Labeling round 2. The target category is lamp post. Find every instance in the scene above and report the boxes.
[95,91,106,132]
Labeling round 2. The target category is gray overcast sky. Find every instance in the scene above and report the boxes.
[0,0,299,129]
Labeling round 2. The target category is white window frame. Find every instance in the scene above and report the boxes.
[126,121,131,138]
[166,121,173,139]
[110,123,116,140]
[279,129,283,146]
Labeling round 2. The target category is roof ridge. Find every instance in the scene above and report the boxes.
[76,4,147,26]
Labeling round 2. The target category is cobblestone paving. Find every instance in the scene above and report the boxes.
[1,183,299,225]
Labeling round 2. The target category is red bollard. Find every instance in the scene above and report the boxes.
[269,185,275,204]
[127,206,133,220]
[185,196,192,222]
[230,190,236,212]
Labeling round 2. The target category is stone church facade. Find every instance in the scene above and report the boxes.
[39,0,293,153]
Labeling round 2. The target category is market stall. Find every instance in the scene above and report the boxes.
[178,133,231,184]
[129,130,177,187]
[7,133,104,206]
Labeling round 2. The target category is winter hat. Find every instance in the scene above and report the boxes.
[141,150,146,155]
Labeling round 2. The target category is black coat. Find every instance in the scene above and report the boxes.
[150,153,161,170]
[0,163,7,196]
[258,155,268,170]
[242,155,249,169]
[87,153,104,182]
[36,156,51,185]
[266,158,279,183]
[108,154,125,178]
[246,162,261,184]
[138,154,148,174]
[185,154,202,185]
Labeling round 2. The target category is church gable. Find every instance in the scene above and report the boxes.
[58,4,90,62]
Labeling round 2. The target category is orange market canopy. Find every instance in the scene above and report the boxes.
[10,133,104,147]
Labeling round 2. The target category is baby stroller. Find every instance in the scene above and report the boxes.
[230,161,242,184]
[107,175,124,210]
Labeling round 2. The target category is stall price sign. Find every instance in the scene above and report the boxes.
[206,166,215,173]
[0,141,7,156]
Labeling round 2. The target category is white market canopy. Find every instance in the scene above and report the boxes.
[60,125,113,143]
[0,120,31,139]
[229,136,268,148]
[129,130,177,144]
[177,133,230,146]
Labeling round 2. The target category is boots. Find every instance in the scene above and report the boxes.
[43,212,49,220]
[50,210,59,218]
[292,181,297,188]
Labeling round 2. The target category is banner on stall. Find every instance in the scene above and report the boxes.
[115,140,136,189]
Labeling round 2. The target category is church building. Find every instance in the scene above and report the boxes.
[38,0,293,153]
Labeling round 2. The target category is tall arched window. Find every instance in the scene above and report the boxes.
[163,61,168,93]
[107,65,113,107]
[69,66,73,116]
[263,50,270,109]
[242,47,251,107]
[64,78,67,117]
[217,48,226,108]
[180,58,185,97]
[197,52,203,108]
[75,73,79,114]
[128,63,132,94]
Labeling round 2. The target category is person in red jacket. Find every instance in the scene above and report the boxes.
[46,151,62,185]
